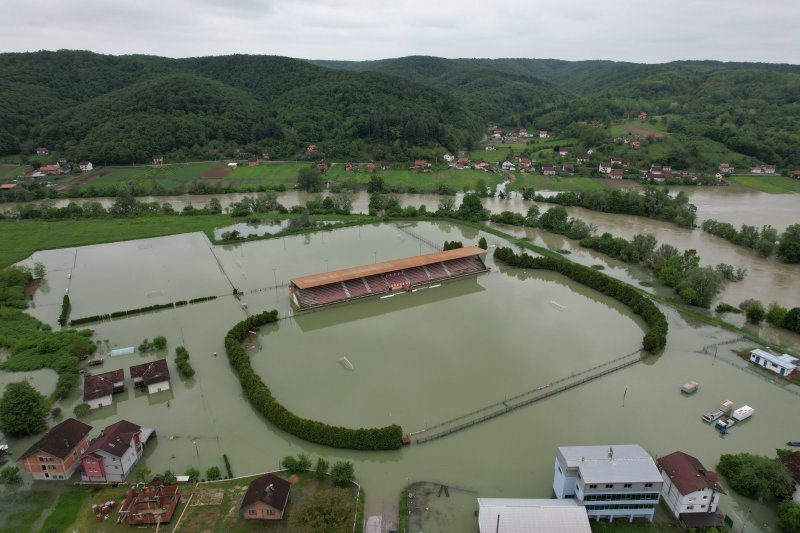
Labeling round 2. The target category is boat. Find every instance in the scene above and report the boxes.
[702,400,734,423]
[732,405,754,422]
[681,381,699,394]
[715,418,735,433]
[786,441,800,447]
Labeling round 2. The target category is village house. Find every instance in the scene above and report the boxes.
[519,128,529,137]
[576,154,590,164]
[366,160,376,172]
[20,418,92,480]
[151,155,164,165]
[81,420,154,483]
[412,160,431,172]
[380,161,390,170]
[316,160,331,173]
[130,359,171,394]
[83,369,125,410]
[485,145,497,151]
[629,140,641,149]
[539,130,550,138]
[443,153,455,162]
[344,162,356,172]
[598,162,612,174]
[542,164,556,176]
[36,147,49,155]
[649,164,663,177]
[657,451,725,529]
[559,147,570,157]
[638,112,648,121]
[40,163,67,176]
[750,164,777,174]
[261,149,270,160]
[610,157,624,167]
[0,183,16,190]
[119,484,182,526]
[79,161,93,172]
[248,157,259,167]
[553,445,663,523]
[793,170,800,180]
[718,163,734,174]
[562,164,575,175]
[501,160,516,171]
[305,144,318,157]
[241,473,291,520]
[518,157,532,170]
[610,169,625,180]
[749,348,798,377]
[456,157,471,170]
[478,499,591,533]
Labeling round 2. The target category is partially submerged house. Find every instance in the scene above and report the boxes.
[81,420,154,482]
[83,369,125,409]
[657,451,725,529]
[241,473,291,520]
[749,348,798,377]
[20,418,92,480]
[130,359,171,394]
[478,499,591,533]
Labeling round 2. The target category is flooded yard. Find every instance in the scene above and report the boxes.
[3,220,800,532]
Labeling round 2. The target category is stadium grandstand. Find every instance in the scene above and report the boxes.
[289,246,488,311]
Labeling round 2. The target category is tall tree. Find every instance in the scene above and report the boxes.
[0,381,48,436]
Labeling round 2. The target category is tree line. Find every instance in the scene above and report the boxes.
[702,219,800,263]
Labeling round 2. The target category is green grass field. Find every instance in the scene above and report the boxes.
[0,490,55,533]
[510,173,609,192]
[729,174,800,193]
[39,488,93,532]
[0,164,24,180]
[0,215,232,267]
[227,162,310,183]
[80,162,218,191]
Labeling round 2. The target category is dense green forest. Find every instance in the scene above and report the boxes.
[1,51,800,166]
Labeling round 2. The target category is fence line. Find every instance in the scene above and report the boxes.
[415,350,646,444]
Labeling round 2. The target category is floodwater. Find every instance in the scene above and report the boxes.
[5,221,800,533]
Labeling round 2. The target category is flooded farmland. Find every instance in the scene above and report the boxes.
[4,219,800,532]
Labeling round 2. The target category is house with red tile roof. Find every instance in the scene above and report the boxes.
[81,420,155,482]
[657,451,725,529]
[20,418,92,480]
[241,473,291,520]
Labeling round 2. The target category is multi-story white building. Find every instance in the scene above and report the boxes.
[552,445,663,523]
[657,451,725,529]
[80,420,155,482]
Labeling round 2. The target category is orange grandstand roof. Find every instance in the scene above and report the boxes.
[291,246,486,289]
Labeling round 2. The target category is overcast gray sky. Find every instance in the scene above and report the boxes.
[2,0,799,63]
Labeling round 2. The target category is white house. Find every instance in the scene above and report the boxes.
[553,445,663,523]
[79,161,93,172]
[443,153,455,162]
[598,162,613,174]
[559,147,570,156]
[80,420,155,482]
[130,359,171,394]
[501,160,516,171]
[478,499,591,533]
[749,348,798,377]
[539,130,550,138]
[657,451,725,529]
[83,369,125,410]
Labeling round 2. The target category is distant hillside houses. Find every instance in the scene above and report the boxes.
[750,164,776,174]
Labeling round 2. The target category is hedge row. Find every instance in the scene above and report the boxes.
[175,346,195,378]
[224,310,403,450]
[69,295,219,325]
[494,247,668,353]
[58,294,71,326]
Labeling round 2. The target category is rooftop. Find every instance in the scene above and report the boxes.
[478,499,591,533]
[241,473,291,511]
[85,420,146,458]
[290,246,486,289]
[83,369,124,401]
[750,348,798,370]
[557,445,662,484]
[20,418,92,460]
[657,451,725,495]
[130,359,170,385]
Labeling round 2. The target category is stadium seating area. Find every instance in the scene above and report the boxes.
[294,255,486,309]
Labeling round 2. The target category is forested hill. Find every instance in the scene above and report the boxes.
[0,51,481,163]
[2,51,800,166]
[315,56,800,167]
